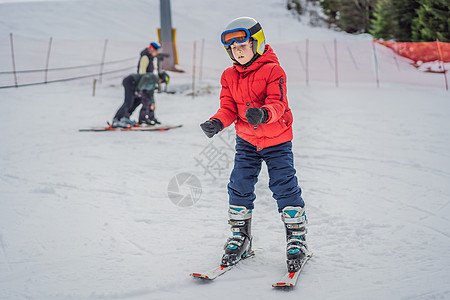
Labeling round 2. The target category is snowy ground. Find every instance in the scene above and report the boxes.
[1,1,450,300]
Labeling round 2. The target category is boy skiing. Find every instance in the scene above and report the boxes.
[200,17,309,273]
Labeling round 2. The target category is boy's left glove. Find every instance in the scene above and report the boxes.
[245,107,268,125]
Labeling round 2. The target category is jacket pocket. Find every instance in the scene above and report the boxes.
[280,111,293,128]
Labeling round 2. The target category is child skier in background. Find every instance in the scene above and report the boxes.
[200,17,309,272]
[112,72,160,128]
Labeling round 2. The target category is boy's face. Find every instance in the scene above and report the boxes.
[230,40,254,65]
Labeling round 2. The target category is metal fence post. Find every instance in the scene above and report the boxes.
[44,37,53,83]
[372,39,380,88]
[305,38,309,87]
[9,33,18,87]
[192,40,196,99]
[334,38,339,87]
[436,39,448,91]
[99,39,108,83]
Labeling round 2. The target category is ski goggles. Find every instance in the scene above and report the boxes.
[221,22,263,46]
[221,28,251,46]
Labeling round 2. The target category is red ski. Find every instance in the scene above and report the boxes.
[79,124,182,132]
[190,249,259,280]
[272,252,312,288]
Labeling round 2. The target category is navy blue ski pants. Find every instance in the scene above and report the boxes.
[228,136,304,212]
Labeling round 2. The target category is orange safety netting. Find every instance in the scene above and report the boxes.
[375,40,450,63]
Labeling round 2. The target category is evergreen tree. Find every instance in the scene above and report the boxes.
[370,0,396,40]
[319,0,339,28]
[391,0,421,41]
[412,0,450,42]
[370,0,421,41]
[287,0,304,15]
[319,0,377,33]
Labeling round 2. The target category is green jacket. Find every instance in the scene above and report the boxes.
[136,73,158,92]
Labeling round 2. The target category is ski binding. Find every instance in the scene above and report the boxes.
[272,251,313,288]
[190,249,257,280]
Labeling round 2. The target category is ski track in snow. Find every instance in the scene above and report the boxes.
[1,0,450,299]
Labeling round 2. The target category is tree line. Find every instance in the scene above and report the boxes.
[287,0,450,42]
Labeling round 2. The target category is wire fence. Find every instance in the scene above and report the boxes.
[185,38,449,90]
[1,34,449,91]
[0,33,141,89]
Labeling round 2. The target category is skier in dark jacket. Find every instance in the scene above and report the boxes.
[137,42,161,74]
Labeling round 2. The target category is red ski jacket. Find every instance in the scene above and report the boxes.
[211,45,293,151]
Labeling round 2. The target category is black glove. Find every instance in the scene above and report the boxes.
[200,119,223,138]
[245,107,268,125]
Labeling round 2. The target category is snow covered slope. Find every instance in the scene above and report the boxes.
[1,1,450,300]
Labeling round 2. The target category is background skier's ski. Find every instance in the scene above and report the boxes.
[79,124,182,132]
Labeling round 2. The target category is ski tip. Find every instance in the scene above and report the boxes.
[190,273,212,279]
[190,273,210,279]
[272,282,294,287]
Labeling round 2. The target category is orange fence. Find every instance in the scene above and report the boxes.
[375,40,450,64]
[374,40,449,90]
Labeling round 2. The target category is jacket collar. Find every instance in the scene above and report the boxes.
[233,45,279,74]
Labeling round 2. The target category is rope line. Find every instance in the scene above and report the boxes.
[0,57,135,74]
[0,66,134,89]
